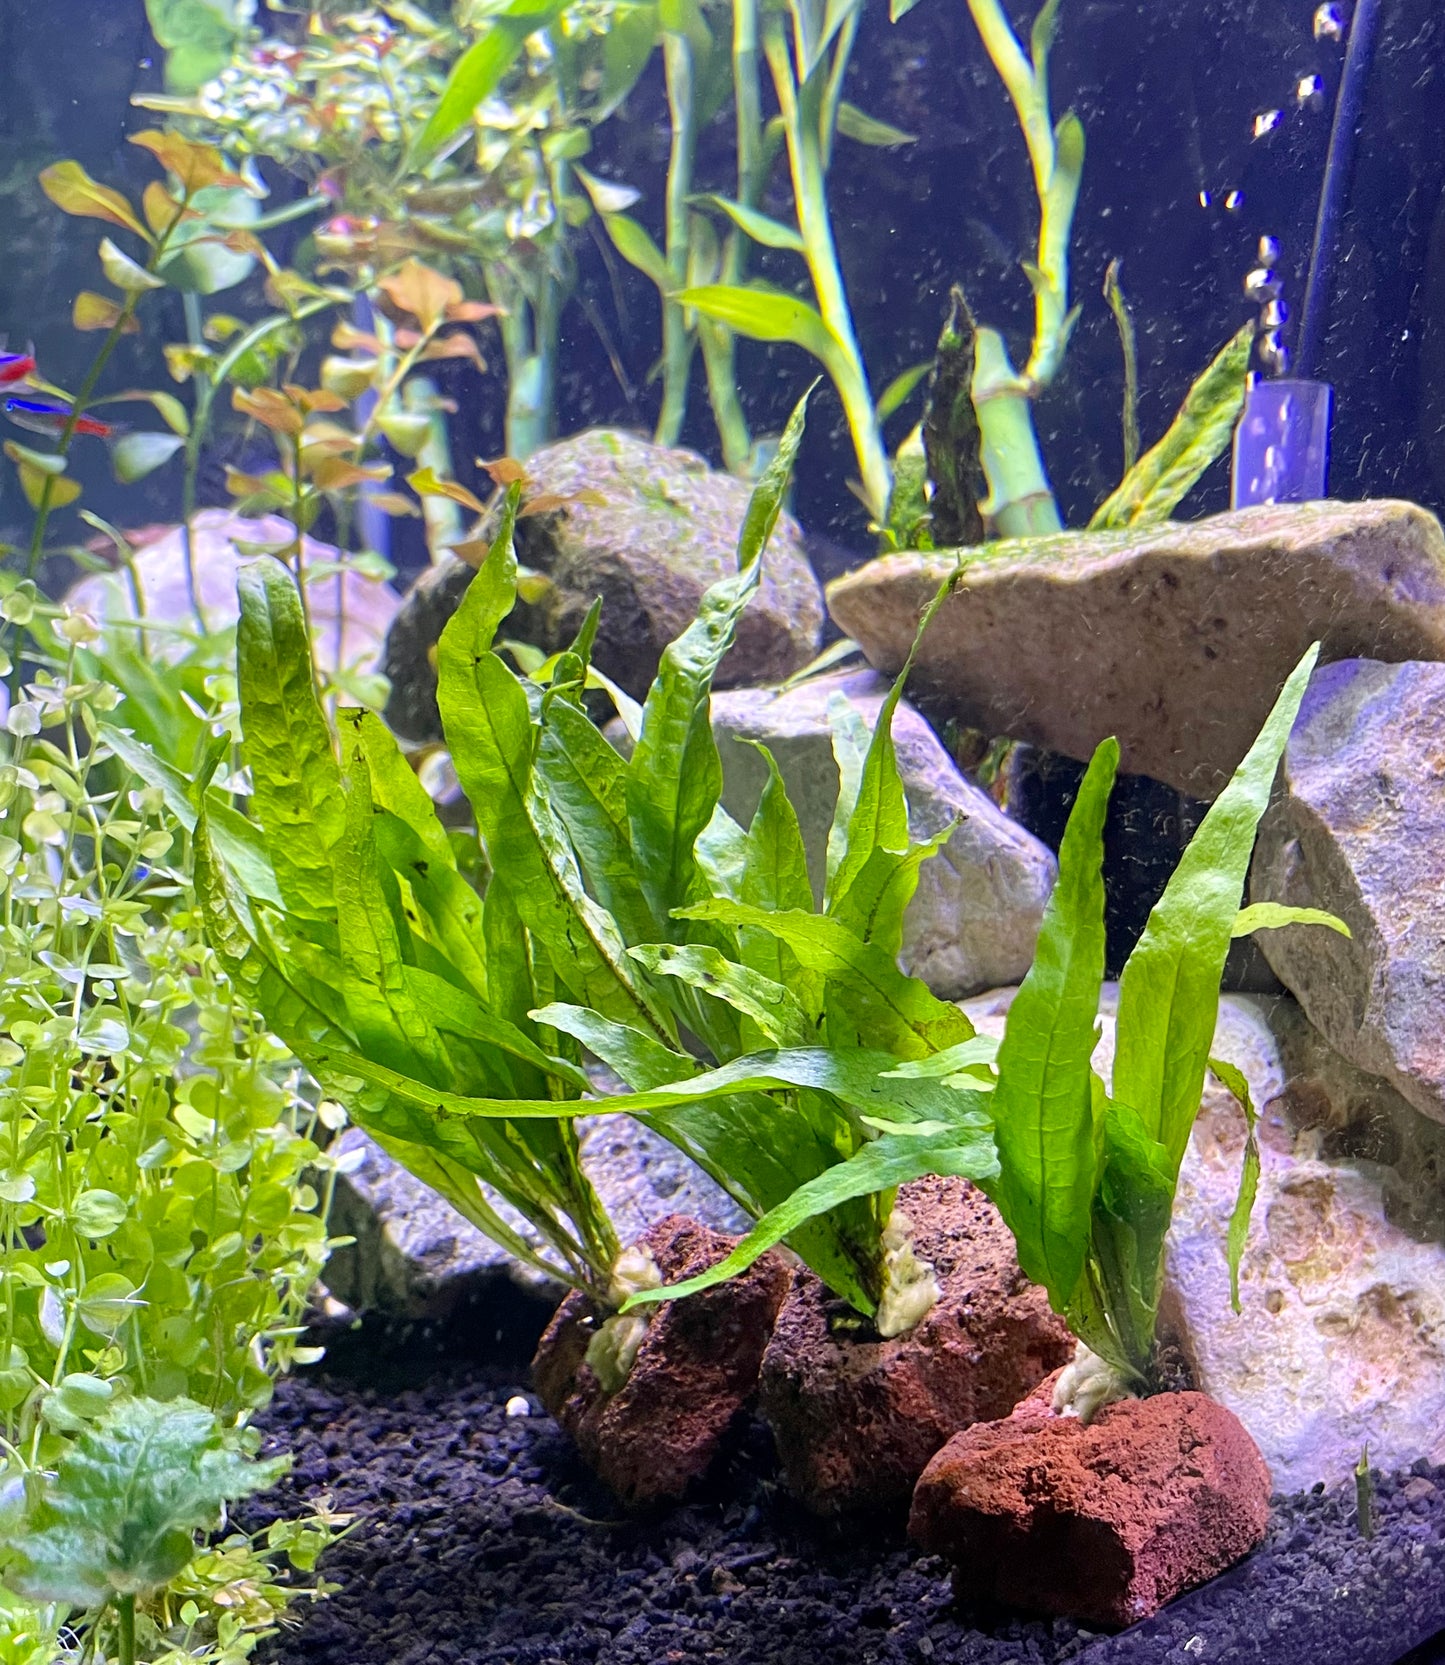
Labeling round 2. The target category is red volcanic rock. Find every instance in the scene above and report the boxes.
[758,1176,1075,1516]
[531,1215,788,1507]
[909,1376,1273,1628]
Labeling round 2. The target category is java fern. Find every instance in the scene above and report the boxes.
[186,395,996,1337]
[624,643,1345,1419]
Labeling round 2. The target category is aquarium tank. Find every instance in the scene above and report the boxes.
[1,1,1444,1662]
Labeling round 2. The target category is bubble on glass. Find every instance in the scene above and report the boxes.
[1296,73,1326,110]
[1258,235,1282,265]
[1224,190,1245,213]
[1313,3,1346,43]
[1253,109,1284,139]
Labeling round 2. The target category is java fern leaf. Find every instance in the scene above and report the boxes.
[1089,323,1252,530]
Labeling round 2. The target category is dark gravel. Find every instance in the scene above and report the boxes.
[246,1367,1445,1665]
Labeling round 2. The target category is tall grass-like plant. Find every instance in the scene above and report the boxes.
[198,398,998,1327]
[626,645,1345,1416]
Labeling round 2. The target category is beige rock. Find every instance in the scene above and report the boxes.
[827,500,1445,798]
[67,509,398,676]
[962,986,1445,1490]
[1251,657,1445,1128]
[712,669,1056,998]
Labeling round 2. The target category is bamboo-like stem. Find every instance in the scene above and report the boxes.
[765,17,891,522]
[699,0,762,474]
[972,326,1062,537]
[656,31,699,448]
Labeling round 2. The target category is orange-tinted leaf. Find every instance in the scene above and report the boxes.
[449,537,495,568]
[73,292,139,333]
[129,130,249,194]
[393,328,423,349]
[377,258,462,331]
[331,321,382,352]
[309,454,392,491]
[407,465,484,514]
[518,492,571,518]
[285,384,348,415]
[368,491,422,517]
[233,386,303,435]
[41,162,148,239]
[222,228,271,263]
[420,331,486,369]
[445,298,503,323]
[224,467,272,496]
[481,456,527,486]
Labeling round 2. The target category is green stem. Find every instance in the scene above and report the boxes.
[766,21,890,522]
[972,326,1062,537]
[116,1594,136,1665]
[180,292,210,633]
[656,30,698,448]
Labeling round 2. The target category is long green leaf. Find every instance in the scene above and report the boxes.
[1209,1054,1261,1314]
[1112,644,1320,1175]
[235,558,344,920]
[622,1124,997,1313]
[100,722,280,907]
[989,738,1116,1307]
[677,900,972,1056]
[629,943,812,1045]
[413,0,567,161]
[676,284,840,368]
[303,1040,985,1127]
[1232,901,1351,939]
[738,742,820,1017]
[437,503,666,1037]
[691,194,804,252]
[626,394,808,936]
[1090,324,1252,530]
[599,212,672,290]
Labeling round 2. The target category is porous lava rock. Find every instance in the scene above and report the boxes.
[757,1176,1073,1517]
[531,1214,789,1507]
[909,1377,1272,1628]
[1250,656,1445,1127]
[711,669,1055,999]
[383,428,823,741]
[826,499,1445,799]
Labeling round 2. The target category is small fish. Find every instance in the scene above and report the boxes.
[4,397,115,440]
[0,350,36,386]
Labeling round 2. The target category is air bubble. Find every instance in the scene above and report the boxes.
[1253,109,1284,139]
[1313,3,1346,43]
[1224,190,1245,213]
[1296,73,1326,110]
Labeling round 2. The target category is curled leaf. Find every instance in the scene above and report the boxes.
[377,258,463,332]
[232,386,303,435]
[72,292,139,334]
[98,238,163,294]
[129,129,250,194]
[40,162,148,239]
[408,466,485,514]
[111,431,186,484]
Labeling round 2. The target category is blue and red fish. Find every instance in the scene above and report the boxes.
[0,350,36,387]
[4,397,116,440]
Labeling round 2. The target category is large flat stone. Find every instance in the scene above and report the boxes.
[826,500,1445,798]
[964,986,1445,1490]
[712,669,1055,998]
[1251,658,1445,1126]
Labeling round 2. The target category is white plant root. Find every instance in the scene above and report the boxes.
[1051,1341,1137,1425]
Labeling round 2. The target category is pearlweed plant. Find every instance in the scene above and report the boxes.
[195,398,999,1364]
[0,587,351,1665]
